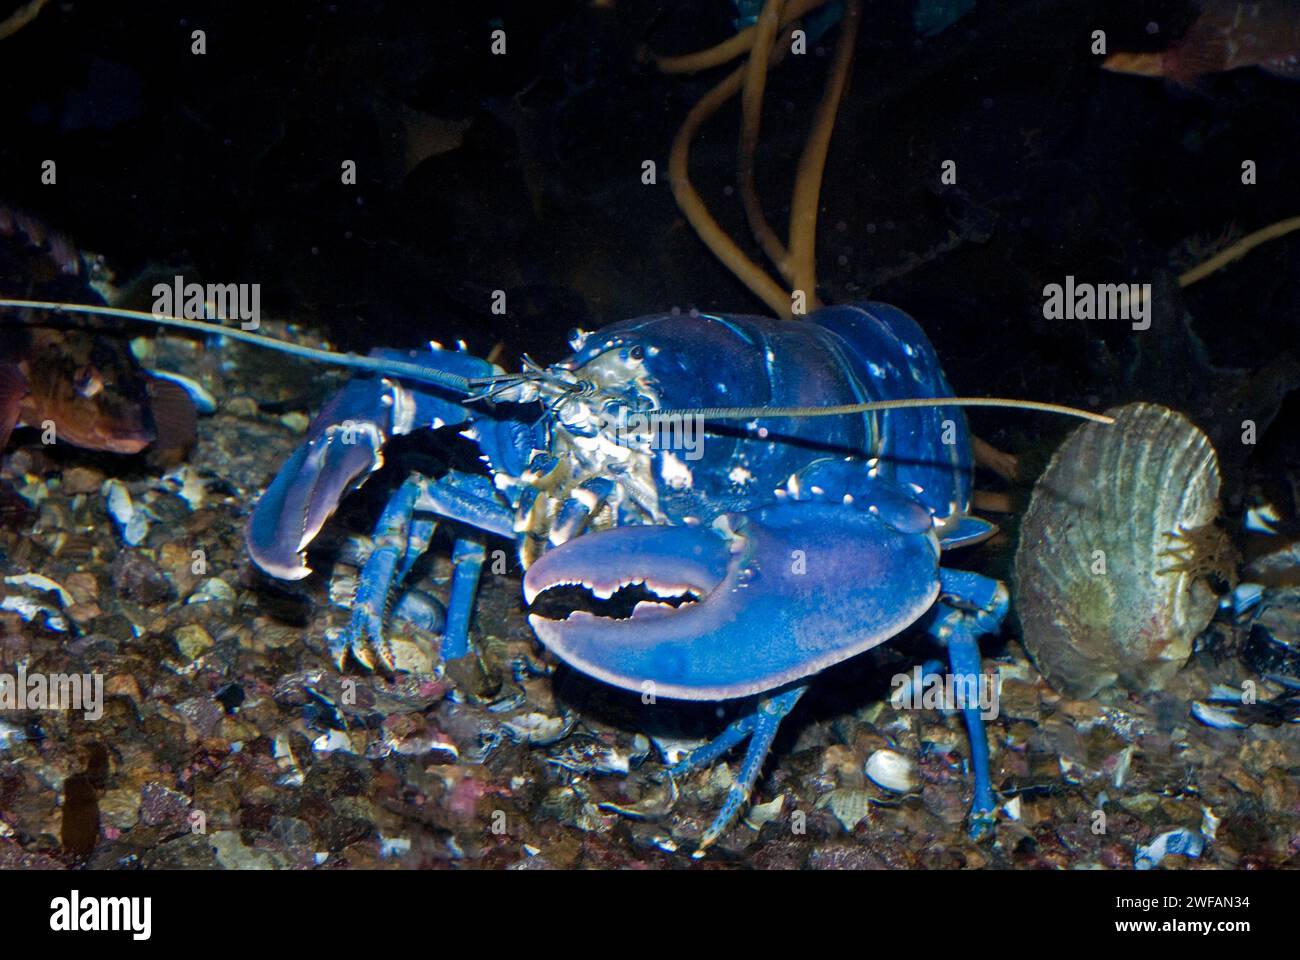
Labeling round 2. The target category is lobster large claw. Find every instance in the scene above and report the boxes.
[247,346,497,580]
[524,500,941,700]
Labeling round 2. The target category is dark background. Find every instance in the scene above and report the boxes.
[1,0,1297,501]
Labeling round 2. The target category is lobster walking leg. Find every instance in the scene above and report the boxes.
[416,470,516,540]
[668,684,807,855]
[441,537,486,661]
[350,475,437,669]
[924,568,1009,838]
[349,470,514,670]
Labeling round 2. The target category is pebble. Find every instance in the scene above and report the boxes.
[99,788,142,830]
[820,744,864,785]
[174,623,215,661]
[105,674,142,704]
[997,679,1042,721]
[61,466,104,495]
[110,550,174,606]
[141,835,220,869]
[210,831,287,869]
[225,396,259,418]
[279,412,310,434]
[64,571,99,603]
[187,577,235,605]
[139,782,191,828]
[158,542,200,598]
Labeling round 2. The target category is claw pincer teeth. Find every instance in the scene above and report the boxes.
[589,579,625,601]
[523,566,706,614]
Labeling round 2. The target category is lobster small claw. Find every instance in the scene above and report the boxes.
[247,377,395,579]
[247,344,498,580]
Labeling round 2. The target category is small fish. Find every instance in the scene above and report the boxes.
[1104,1,1300,84]
[0,326,196,462]
[373,102,472,179]
[1,204,196,462]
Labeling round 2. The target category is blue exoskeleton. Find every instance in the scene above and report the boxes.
[246,302,1008,853]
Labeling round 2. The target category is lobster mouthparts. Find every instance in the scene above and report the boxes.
[524,503,942,701]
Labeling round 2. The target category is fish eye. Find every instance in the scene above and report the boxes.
[628,345,644,361]
[74,365,104,399]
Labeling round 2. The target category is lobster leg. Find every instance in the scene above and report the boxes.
[546,477,615,547]
[349,475,437,670]
[668,685,807,856]
[923,568,1009,839]
[349,470,514,671]
[441,537,486,661]
[416,470,517,541]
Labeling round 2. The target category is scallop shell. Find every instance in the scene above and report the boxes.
[1014,403,1223,697]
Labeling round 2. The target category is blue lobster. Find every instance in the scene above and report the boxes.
[246,301,1009,853]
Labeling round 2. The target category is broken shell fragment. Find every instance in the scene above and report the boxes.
[547,733,650,776]
[744,793,785,830]
[103,478,151,546]
[1,572,73,631]
[502,711,576,746]
[1191,700,1247,730]
[864,748,916,793]
[817,788,873,830]
[1015,403,1225,698]
[1135,827,1205,870]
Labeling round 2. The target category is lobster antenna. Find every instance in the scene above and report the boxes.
[0,298,476,393]
[0,298,1111,424]
[658,397,1115,424]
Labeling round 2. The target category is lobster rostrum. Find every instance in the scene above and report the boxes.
[245,301,1011,852]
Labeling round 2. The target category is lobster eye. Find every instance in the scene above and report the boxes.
[628,345,644,361]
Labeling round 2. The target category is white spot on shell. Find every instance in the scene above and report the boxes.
[4,573,73,608]
[660,452,693,490]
